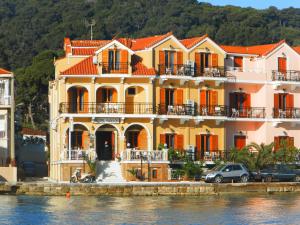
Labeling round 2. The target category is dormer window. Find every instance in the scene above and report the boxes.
[109,49,120,70]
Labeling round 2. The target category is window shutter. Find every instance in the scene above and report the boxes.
[195,135,201,160]
[287,94,294,108]
[112,89,118,102]
[211,54,218,67]
[245,93,251,108]
[160,89,166,114]
[229,93,235,109]
[82,131,89,150]
[160,134,166,145]
[210,135,218,151]
[175,89,183,105]
[102,50,109,62]
[83,89,89,112]
[278,57,287,72]
[177,51,183,65]
[120,50,128,63]
[96,89,102,103]
[200,90,207,106]
[234,135,246,150]
[274,136,280,151]
[137,129,147,150]
[210,90,218,106]
[175,134,184,150]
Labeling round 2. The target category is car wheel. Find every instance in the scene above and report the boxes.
[214,175,223,183]
[294,176,300,182]
[265,175,272,182]
[240,175,249,183]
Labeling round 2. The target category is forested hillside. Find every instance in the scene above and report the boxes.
[1,0,300,130]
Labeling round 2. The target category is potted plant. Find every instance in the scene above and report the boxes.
[127,168,137,181]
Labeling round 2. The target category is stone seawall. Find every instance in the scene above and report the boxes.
[0,182,300,196]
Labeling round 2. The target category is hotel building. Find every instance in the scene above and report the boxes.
[49,33,300,182]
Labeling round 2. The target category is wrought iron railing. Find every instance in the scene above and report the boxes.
[101,62,129,74]
[158,64,193,76]
[229,107,266,118]
[198,105,227,116]
[59,102,155,114]
[273,108,300,119]
[195,66,226,77]
[158,104,195,115]
[272,70,300,82]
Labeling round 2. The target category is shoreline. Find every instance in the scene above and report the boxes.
[1,182,300,196]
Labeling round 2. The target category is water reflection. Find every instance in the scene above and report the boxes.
[0,194,300,224]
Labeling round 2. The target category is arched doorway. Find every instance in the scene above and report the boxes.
[95,124,118,160]
[65,124,89,150]
[124,124,148,150]
[67,86,88,113]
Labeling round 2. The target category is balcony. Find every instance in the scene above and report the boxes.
[122,149,168,161]
[158,104,195,116]
[199,105,227,117]
[195,66,226,77]
[59,102,155,114]
[101,62,129,74]
[158,64,193,76]
[202,150,229,161]
[229,107,266,118]
[272,70,300,82]
[273,108,300,119]
[61,149,96,161]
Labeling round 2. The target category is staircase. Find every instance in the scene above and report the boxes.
[96,160,126,183]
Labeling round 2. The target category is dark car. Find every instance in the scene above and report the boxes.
[252,164,300,182]
[202,163,250,183]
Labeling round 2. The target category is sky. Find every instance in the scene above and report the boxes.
[199,0,300,9]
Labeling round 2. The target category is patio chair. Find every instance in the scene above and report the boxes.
[214,106,222,116]
[231,108,239,117]
[167,105,174,114]
[201,106,208,116]
[279,109,286,118]
[177,66,185,76]
[166,67,172,75]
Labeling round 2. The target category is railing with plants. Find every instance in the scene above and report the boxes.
[61,149,96,161]
[122,149,168,161]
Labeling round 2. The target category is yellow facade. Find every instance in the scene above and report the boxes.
[49,33,227,182]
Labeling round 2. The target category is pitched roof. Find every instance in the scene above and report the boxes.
[220,40,286,56]
[61,56,98,75]
[72,48,97,55]
[293,46,300,55]
[130,32,173,51]
[132,62,156,75]
[0,68,11,74]
[71,40,110,47]
[180,34,208,49]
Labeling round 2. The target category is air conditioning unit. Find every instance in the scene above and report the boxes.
[186,145,195,160]
[92,56,98,65]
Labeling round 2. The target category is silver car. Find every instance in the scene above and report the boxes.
[203,163,250,183]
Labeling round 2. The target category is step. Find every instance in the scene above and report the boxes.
[96,160,126,183]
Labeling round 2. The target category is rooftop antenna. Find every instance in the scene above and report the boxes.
[85,19,96,40]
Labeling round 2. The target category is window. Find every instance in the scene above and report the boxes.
[223,165,232,172]
[165,134,175,149]
[108,50,120,70]
[165,89,175,106]
[152,169,158,179]
[127,87,136,96]
[274,136,294,151]
[234,56,243,68]
[127,131,139,148]
[71,131,83,149]
[234,135,246,150]
[232,165,242,171]
[101,88,113,102]
[164,51,175,67]
[0,115,5,138]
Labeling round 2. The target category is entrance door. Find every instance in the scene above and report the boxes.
[96,131,114,160]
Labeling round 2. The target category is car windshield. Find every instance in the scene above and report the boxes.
[211,164,224,171]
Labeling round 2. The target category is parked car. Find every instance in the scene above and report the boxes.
[20,161,36,177]
[202,163,250,183]
[252,164,300,182]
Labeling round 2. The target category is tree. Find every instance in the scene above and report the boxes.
[274,140,299,164]
[246,142,274,171]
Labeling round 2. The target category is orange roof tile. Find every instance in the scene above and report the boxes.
[71,40,110,47]
[132,62,156,75]
[131,32,173,51]
[61,56,98,75]
[220,40,286,56]
[293,46,300,55]
[72,48,97,55]
[0,68,11,74]
[180,34,208,49]
[22,127,47,136]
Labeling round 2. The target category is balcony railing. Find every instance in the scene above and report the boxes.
[272,70,300,82]
[122,149,168,161]
[158,104,195,115]
[229,107,266,118]
[199,105,227,117]
[195,66,226,77]
[158,64,194,76]
[59,102,155,114]
[101,62,129,74]
[61,149,96,161]
[273,108,300,119]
